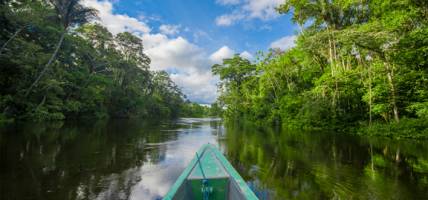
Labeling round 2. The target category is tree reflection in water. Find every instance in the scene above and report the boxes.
[0,119,219,200]
[221,121,428,200]
[1,118,427,200]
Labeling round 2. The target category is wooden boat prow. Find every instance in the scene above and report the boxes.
[164,144,259,200]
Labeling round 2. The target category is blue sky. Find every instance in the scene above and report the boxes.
[82,0,298,104]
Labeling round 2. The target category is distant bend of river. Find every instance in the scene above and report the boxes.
[0,118,427,200]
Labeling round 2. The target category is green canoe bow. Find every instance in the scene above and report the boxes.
[163,144,259,200]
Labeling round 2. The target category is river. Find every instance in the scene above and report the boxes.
[0,118,427,199]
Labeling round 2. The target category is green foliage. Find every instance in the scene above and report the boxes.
[223,121,428,199]
[214,0,428,138]
[178,102,223,118]
[0,1,198,121]
[408,158,428,173]
[359,118,428,139]
[180,102,210,117]
[207,102,221,117]
[372,154,387,168]
[407,102,428,118]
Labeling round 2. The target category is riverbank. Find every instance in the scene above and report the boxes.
[357,118,428,139]
[225,115,428,140]
[212,1,428,142]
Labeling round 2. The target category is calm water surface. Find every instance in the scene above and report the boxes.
[0,118,427,200]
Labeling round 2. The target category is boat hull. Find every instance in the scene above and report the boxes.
[163,144,258,200]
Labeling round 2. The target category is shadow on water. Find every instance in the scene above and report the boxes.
[0,118,427,200]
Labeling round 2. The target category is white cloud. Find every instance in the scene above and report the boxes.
[129,128,218,199]
[81,0,150,34]
[260,25,272,31]
[159,24,180,36]
[143,35,208,72]
[270,35,297,50]
[171,71,219,104]
[142,34,218,103]
[215,0,284,26]
[192,30,213,43]
[82,0,222,103]
[209,46,236,64]
[239,51,254,60]
[216,0,241,5]
[243,0,283,20]
[215,12,245,26]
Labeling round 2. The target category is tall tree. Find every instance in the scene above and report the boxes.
[0,0,50,55]
[25,0,97,97]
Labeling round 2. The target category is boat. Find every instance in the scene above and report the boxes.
[163,144,259,200]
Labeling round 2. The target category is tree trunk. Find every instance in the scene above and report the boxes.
[36,95,47,110]
[328,37,334,72]
[268,76,278,100]
[25,32,66,97]
[395,147,401,163]
[360,56,373,126]
[368,63,373,126]
[327,28,339,108]
[370,143,374,172]
[385,62,400,122]
[0,26,25,55]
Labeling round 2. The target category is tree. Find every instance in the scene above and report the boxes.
[212,55,257,117]
[213,0,428,135]
[0,0,199,121]
[0,0,49,55]
[25,0,98,97]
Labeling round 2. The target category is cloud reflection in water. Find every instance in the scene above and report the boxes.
[129,119,219,200]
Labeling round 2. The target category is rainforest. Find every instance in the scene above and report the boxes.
[213,0,428,139]
[1,0,427,137]
[1,0,428,200]
[0,0,216,122]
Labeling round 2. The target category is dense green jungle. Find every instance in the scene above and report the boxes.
[1,1,428,199]
[1,0,427,139]
[213,0,428,139]
[0,0,219,122]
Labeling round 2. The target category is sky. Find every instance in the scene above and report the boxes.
[82,0,298,104]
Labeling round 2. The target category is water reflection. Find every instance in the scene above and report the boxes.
[129,120,219,199]
[1,118,427,200]
[0,118,220,200]
[221,122,428,199]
